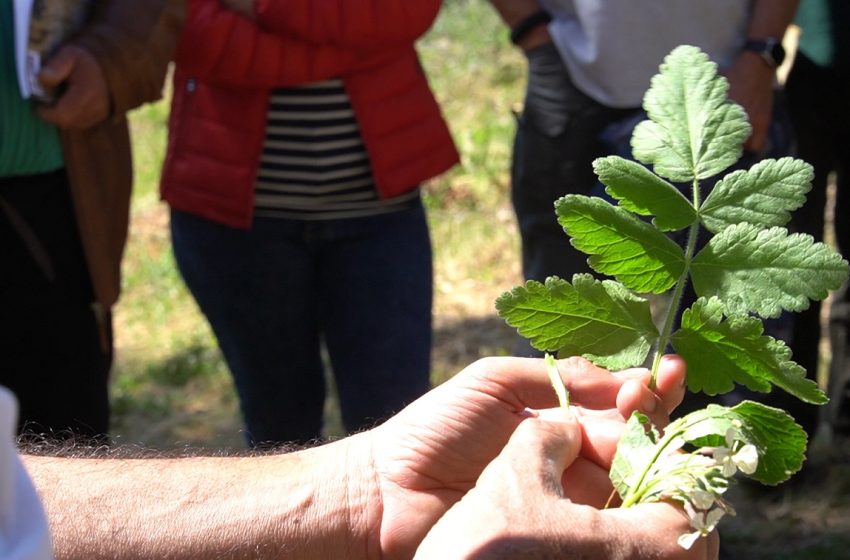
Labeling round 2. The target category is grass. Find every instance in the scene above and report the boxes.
[112,2,849,556]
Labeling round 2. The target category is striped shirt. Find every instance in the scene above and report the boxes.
[254,79,419,220]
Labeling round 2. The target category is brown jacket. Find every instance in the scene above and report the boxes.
[60,0,183,314]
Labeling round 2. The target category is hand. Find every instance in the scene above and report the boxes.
[363,355,687,559]
[415,407,719,559]
[220,0,255,19]
[724,51,776,153]
[36,45,109,130]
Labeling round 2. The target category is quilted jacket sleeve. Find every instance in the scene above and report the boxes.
[72,0,183,118]
[253,0,442,48]
[176,0,438,88]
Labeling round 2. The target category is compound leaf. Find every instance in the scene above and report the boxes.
[555,195,686,294]
[700,158,813,234]
[594,156,696,232]
[632,45,750,182]
[495,274,658,370]
[670,298,827,403]
[691,223,850,317]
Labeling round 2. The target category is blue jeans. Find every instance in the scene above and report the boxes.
[171,202,433,445]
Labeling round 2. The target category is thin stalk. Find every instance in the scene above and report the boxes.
[649,178,702,389]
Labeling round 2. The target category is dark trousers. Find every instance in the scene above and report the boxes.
[785,54,850,433]
[171,202,433,446]
[0,170,111,439]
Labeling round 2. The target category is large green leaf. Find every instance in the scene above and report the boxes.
[670,298,827,403]
[691,223,850,317]
[555,195,686,294]
[631,45,750,182]
[667,403,807,486]
[494,275,658,370]
[700,158,813,234]
[593,156,696,232]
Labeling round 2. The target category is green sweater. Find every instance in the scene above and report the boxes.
[0,0,64,177]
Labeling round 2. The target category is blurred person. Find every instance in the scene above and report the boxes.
[783,0,850,437]
[0,1,182,439]
[485,0,797,334]
[160,0,459,446]
[6,355,718,559]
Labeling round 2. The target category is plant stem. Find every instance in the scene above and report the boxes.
[649,179,702,389]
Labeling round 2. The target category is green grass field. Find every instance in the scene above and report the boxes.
[110,3,850,556]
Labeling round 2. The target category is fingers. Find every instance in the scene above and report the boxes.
[478,408,582,496]
[654,354,687,414]
[38,47,76,88]
[604,502,720,560]
[36,46,109,129]
[456,356,625,413]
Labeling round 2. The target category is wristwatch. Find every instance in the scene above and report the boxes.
[742,38,786,68]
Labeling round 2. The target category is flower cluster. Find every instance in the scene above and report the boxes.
[674,427,759,549]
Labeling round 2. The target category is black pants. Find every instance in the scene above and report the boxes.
[785,54,850,433]
[0,170,111,439]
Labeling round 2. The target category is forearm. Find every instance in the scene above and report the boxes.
[486,0,551,51]
[22,435,379,560]
[747,0,798,39]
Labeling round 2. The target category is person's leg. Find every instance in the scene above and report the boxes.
[511,44,637,285]
[0,170,111,439]
[171,210,325,446]
[318,202,433,433]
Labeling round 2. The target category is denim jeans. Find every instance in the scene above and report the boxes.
[171,201,433,446]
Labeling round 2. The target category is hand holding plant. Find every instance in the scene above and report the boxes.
[497,45,849,548]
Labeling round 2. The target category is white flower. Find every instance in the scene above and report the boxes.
[711,429,759,476]
[688,488,717,510]
[733,443,759,475]
[678,502,725,550]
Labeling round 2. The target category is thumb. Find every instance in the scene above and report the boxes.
[38,46,77,88]
[481,408,582,496]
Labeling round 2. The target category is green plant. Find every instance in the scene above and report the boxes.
[496,45,849,548]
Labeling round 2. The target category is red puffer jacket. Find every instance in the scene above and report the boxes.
[161,0,459,229]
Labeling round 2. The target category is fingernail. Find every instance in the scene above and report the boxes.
[642,392,658,413]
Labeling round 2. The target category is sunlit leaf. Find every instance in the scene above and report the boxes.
[632,45,750,182]
[671,298,827,403]
[495,275,658,369]
[555,195,686,293]
[691,224,850,317]
[594,156,696,232]
[700,158,813,233]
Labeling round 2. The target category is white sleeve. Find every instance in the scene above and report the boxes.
[0,387,53,560]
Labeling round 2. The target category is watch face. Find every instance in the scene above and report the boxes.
[771,42,787,66]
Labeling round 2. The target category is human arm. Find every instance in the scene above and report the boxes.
[725,0,798,152]
[415,408,718,559]
[22,356,686,560]
[486,0,552,52]
[36,0,182,129]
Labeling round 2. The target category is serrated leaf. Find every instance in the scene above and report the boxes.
[631,45,750,182]
[728,401,807,485]
[700,158,813,233]
[670,298,827,403]
[691,224,850,317]
[555,195,686,293]
[593,156,696,232]
[495,274,658,369]
[667,402,807,485]
[610,412,658,498]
